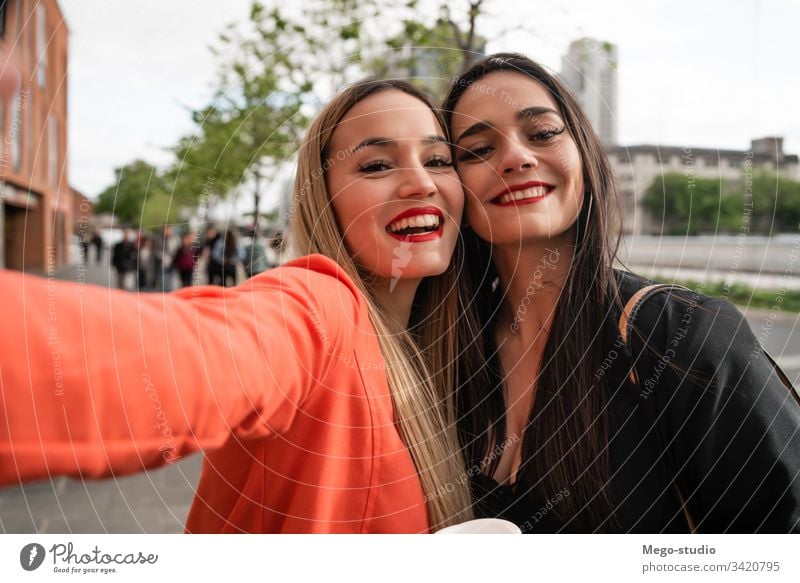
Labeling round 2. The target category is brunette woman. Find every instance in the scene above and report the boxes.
[445,53,800,533]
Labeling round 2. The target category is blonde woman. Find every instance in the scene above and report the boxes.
[0,79,472,533]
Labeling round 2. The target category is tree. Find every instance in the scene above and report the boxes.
[362,0,490,100]
[751,170,800,233]
[643,169,800,236]
[95,160,180,229]
[643,172,732,235]
[176,0,495,222]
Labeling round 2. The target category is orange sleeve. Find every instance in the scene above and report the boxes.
[0,255,359,485]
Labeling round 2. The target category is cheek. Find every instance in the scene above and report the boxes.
[561,144,583,186]
[329,180,372,233]
[438,175,466,220]
[464,193,491,232]
[456,165,488,198]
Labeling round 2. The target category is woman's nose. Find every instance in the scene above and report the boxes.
[396,164,437,198]
[500,138,538,175]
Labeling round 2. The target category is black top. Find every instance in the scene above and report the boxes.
[471,270,800,533]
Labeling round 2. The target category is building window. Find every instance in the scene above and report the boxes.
[0,0,7,38]
[26,93,32,176]
[11,90,21,172]
[48,115,58,186]
[36,3,47,88]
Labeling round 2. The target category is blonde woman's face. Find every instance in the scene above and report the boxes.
[326,90,464,281]
[450,71,584,246]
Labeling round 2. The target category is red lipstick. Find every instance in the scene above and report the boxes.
[491,181,555,206]
[385,206,444,242]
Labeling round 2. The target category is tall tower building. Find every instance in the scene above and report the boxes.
[561,38,618,146]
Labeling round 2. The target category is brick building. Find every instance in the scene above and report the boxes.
[0,0,70,271]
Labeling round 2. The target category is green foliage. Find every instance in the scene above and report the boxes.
[643,170,800,235]
[98,1,493,224]
[665,279,800,313]
[95,160,181,228]
[371,18,473,101]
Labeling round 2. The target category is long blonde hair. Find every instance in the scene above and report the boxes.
[289,79,473,529]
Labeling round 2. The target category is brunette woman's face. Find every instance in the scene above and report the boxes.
[450,71,584,246]
[326,90,463,281]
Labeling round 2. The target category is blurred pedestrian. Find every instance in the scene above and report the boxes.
[212,230,244,287]
[243,228,269,278]
[111,228,136,291]
[172,232,199,288]
[136,234,155,291]
[78,229,90,263]
[202,226,221,285]
[154,225,180,292]
[91,228,104,264]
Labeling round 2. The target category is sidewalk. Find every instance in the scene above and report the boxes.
[0,250,202,534]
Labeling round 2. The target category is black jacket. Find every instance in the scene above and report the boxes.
[474,270,800,533]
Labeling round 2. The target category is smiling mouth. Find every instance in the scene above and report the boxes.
[492,183,555,206]
[386,210,444,241]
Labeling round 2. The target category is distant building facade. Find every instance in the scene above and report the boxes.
[561,38,618,146]
[607,137,800,235]
[71,186,92,236]
[0,0,70,271]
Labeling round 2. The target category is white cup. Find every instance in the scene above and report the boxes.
[435,518,522,534]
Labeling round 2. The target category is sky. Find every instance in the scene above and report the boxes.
[59,0,799,206]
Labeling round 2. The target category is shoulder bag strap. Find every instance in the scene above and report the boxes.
[618,283,691,384]
[617,282,695,532]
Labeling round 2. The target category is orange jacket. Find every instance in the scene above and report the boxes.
[0,254,429,533]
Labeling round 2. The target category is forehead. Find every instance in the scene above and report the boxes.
[329,90,443,150]
[451,71,560,128]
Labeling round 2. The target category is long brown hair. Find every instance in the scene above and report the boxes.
[290,78,473,529]
[443,54,624,531]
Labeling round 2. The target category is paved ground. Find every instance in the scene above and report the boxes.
[1,248,205,534]
[1,247,799,533]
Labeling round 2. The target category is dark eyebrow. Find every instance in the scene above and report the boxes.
[454,121,495,144]
[455,107,562,144]
[517,106,561,120]
[352,135,448,152]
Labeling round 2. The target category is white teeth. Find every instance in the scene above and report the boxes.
[387,214,441,233]
[497,186,551,204]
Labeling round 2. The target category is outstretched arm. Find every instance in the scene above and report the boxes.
[0,256,357,485]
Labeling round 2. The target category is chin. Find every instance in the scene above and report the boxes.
[392,255,452,281]
[472,216,578,246]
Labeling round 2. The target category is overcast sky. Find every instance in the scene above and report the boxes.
[60,0,799,202]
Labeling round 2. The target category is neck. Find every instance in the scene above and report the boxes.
[370,277,421,327]
[491,232,575,345]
